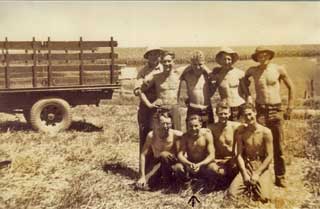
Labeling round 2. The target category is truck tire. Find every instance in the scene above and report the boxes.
[30,98,72,133]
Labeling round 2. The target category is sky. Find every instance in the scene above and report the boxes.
[0,1,319,47]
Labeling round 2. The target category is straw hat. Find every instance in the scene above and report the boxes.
[251,46,275,62]
[215,47,239,65]
[143,46,163,59]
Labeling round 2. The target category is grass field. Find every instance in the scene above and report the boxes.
[0,104,319,209]
[0,45,319,208]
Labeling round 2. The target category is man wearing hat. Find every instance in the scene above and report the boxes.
[209,47,246,121]
[243,46,295,187]
[178,50,214,128]
[140,51,183,131]
[134,46,164,156]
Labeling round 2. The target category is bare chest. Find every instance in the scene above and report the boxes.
[252,67,280,87]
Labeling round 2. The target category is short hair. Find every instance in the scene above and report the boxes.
[216,100,230,113]
[187,114,202,123]
[152,111,172,123]
[242,102,256,113]
[190,50,205,63]
[161,50,175,59]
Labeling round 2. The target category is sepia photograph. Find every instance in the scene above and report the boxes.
[0,1,319,208]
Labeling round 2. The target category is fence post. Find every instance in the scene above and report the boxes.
[4,37,10,89]
[32,37,37,87]
[110,36,114,84]
[79,37,84,85]
[47,37,52,87]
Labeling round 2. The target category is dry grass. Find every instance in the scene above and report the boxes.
[0,104,319,209]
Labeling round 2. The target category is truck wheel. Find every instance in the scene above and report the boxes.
[30,98,72,133]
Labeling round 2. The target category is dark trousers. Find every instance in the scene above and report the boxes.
[256,103,286,178]
[138,103,155,152]
[186,105,214,128]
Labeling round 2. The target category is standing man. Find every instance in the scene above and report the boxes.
[136,112,183,190]
[228,103,273,202]
[178,50,214,127]
[208,101,241,185]
[133,47,163,153]
[177,115,216,181]
[243,47,294,187]
[140,51,183,130]
[209,47,246,121]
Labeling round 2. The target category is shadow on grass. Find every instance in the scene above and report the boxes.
[69,121,103,132]
[0,121,31,132]
[103,162,139,180]
[0,120,103,133]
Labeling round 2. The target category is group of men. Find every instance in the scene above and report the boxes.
[133,46,294,202]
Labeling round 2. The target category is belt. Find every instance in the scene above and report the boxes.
[256,103,282,110]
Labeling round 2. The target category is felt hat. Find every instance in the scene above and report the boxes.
[215,47,239,65]
[143,46,163,59]
[251,46,275,62]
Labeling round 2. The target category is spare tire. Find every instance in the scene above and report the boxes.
[30,98,72,133]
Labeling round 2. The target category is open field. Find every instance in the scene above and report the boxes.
[115,45,320,65]
[0,104,319,209]
[0,45,319,208]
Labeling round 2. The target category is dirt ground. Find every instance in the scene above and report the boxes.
[0,104,319,209]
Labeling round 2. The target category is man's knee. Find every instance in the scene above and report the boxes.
[171,163,185,173]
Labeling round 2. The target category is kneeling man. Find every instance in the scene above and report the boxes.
[136,112,183,190]
[208,101,240,185]
[177,115,216,181]
[228,103,273,202]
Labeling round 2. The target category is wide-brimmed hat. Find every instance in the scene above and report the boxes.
[251,46,275,62]
[143,46,163,59]
[215,47,239,65]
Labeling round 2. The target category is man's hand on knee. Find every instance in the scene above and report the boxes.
[160,151,177,164]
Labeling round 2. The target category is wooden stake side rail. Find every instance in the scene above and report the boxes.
[0,53,118,62]
[0,41,118,50]
[0,37,119,89]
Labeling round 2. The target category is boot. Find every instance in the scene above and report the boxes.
[275,176,287,188]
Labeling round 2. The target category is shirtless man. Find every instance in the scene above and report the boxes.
[177,115,216,180]
[178,50,214,127]
[133,47,164,153]
[208,101,240,185]
[228,103,273,202]
[243,47,294,187]
[209,47,246,121]
[136,112,183,190]
[141,51,183,130]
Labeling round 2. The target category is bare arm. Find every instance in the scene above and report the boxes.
[139,133,152,178]
[254,129,273,176]
[139,75,157,108]
[235,128,250,182]
[177,137,193,167]
[279,67,294,109]
[242,68,253,102]
[197,130,215,167]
